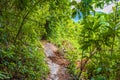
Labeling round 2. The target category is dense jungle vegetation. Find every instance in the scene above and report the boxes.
[0,0,120,80]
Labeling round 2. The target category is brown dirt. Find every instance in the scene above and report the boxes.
[41,42,72,80]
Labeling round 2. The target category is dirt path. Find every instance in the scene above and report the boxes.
[42,41,72,80]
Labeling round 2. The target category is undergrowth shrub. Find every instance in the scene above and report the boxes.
[47,10,120,79]
[0,42,49,80]
[0,1,50,79]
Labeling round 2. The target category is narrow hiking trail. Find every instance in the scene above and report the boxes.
[41,41,72,80]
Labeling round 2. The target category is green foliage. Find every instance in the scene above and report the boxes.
[0,43,49,79]
[48,1,120,80]
[0,0,51,79]
[0,0,120,80]
[77,2,120,80]
[71,0,116,18]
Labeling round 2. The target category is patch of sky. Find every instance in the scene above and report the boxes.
[72,11,83,22]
